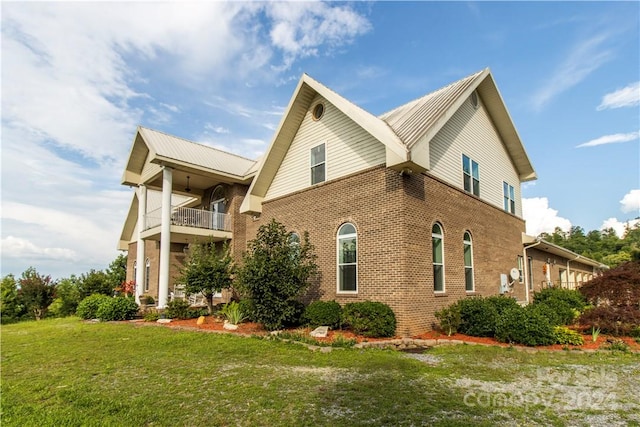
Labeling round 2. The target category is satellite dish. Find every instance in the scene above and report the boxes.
[509,268,520,281]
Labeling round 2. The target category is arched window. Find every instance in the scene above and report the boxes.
[145,258,150,292]
[463,232,474,292]
[432,223,444,292]
[337,223,357,293]
[210,185,227,230]
[289,232,300,258]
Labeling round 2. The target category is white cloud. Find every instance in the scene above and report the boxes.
[522,197,572,236]
[1,237,77,262]
[597,81,640,110]
[600,218,640,237]
[532,33,613,110]
[620,189,640,214]
[576,131,640,148]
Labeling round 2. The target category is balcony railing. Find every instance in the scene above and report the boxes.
[540,281,585,290]
[144,206,231,232]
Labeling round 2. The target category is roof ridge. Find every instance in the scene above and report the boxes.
[138,125,257,164]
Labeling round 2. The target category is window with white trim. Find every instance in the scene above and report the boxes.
[432,223,444,292]
[145,258,150,292]
[463,231,474,292]
[133,261,137,283]
[503,182,515,214]
[462,154,480,196]
[310,143,326,185]
[337,223,357,292]
[517,255,524,282]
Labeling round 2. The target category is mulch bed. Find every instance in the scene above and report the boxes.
[154,316,640,351]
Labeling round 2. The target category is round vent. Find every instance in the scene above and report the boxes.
[312,103,325,120]
[470,91,479,109]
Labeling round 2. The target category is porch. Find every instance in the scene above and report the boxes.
[141,205,232,242]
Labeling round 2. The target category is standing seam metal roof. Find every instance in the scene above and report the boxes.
[138,126,257,177]
[379,69,486,148]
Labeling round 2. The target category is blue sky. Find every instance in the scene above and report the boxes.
[2,1,639,280]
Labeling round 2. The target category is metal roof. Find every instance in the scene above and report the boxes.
[138,127,257,178]
[380,69,485,148]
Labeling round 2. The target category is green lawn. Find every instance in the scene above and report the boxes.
[2,318,639,426]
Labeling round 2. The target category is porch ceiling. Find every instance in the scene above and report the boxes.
[141,225,232,244]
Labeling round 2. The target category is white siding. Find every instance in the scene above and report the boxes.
[265,95,386,201]
[427,97,523,217]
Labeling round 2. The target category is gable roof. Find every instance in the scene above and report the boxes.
[122,126,257,186]
[241,69,537,214]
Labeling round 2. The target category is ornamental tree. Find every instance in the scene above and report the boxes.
[236,219,318,331]
[17,267,56,320]
[179,239,233,315]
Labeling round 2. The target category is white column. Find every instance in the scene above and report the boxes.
[135,185,147,304]
[157,166,172,309]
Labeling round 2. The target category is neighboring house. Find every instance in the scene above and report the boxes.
[119,68,606,335]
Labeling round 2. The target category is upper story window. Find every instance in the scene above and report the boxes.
[462,154,480,196]
[503,182,515,214]
[337,223,357,293]
[310,143,326,185]
[463,231,474,292]
[432,223,444,292]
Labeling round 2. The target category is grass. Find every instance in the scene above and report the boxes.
[2,318,639,426]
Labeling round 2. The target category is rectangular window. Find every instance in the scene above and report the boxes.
[310,143,326,185]
[527,257,534,291]
[503,182,515,214]
[462,154,480,196]
[517,255,524,282]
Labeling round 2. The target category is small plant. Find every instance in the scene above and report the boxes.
[165,298,191,320]
[591,326,601,343]
[435,304,461,336]
[342,301,396,338]
[302,300,342,329]
[144,309,160,322]
[330,332,356,348]
[553,326,584,346]
[603,338,630,353]
[141,295,155,305]
[220,301,247,325]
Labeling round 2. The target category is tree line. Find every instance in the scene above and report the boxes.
[538,222,640,268]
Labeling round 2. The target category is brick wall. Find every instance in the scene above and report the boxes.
[252,165,526,336]
[527,247,597,293]
[127,241,186,302]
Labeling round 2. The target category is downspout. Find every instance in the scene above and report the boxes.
[523,239,542,304]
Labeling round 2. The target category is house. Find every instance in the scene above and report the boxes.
[119,68,606,335]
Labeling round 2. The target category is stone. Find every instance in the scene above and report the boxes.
[310,326,329,338]
[196,316,206,325]
[156,318,171,324]
[223,322,238,331]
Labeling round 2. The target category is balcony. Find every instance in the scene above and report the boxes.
[142,206,232,243]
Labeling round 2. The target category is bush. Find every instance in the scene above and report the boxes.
[579,260,640,308]
[578,306,640,336]
[302,300,343,329]
[553,326,584,346]
[237,299,255,322]
[528,303,564,327]
[220,301,247,325]
[96,297,139,321]
[342,301,396,338]
[76,294,111,320]
[495,305,556,346]
[165,299,192,320]
[435,303,461,336]
[457,296,519,337]
[532,288,585,326]
[282,300,306,328]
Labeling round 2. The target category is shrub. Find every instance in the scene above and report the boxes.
[579,260,640,308]
[456,296,519,337]
[237,299,255,322]
[141,295,155,305]
[302,300,343,329]
[435,303,461,336]
[532,288,585,325]
[457,298,496,337]
[342,301,396,338]
[143,309,160,322]
[495,305,556,346]
[578,306,640,336]
[528,303,564,327]
[76,294,111,320]
[553,326,584,346]
[96,297,139,321]
[283,300,306,328]
[165,299,192,320]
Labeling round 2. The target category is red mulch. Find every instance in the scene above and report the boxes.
[158,317,640,351]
